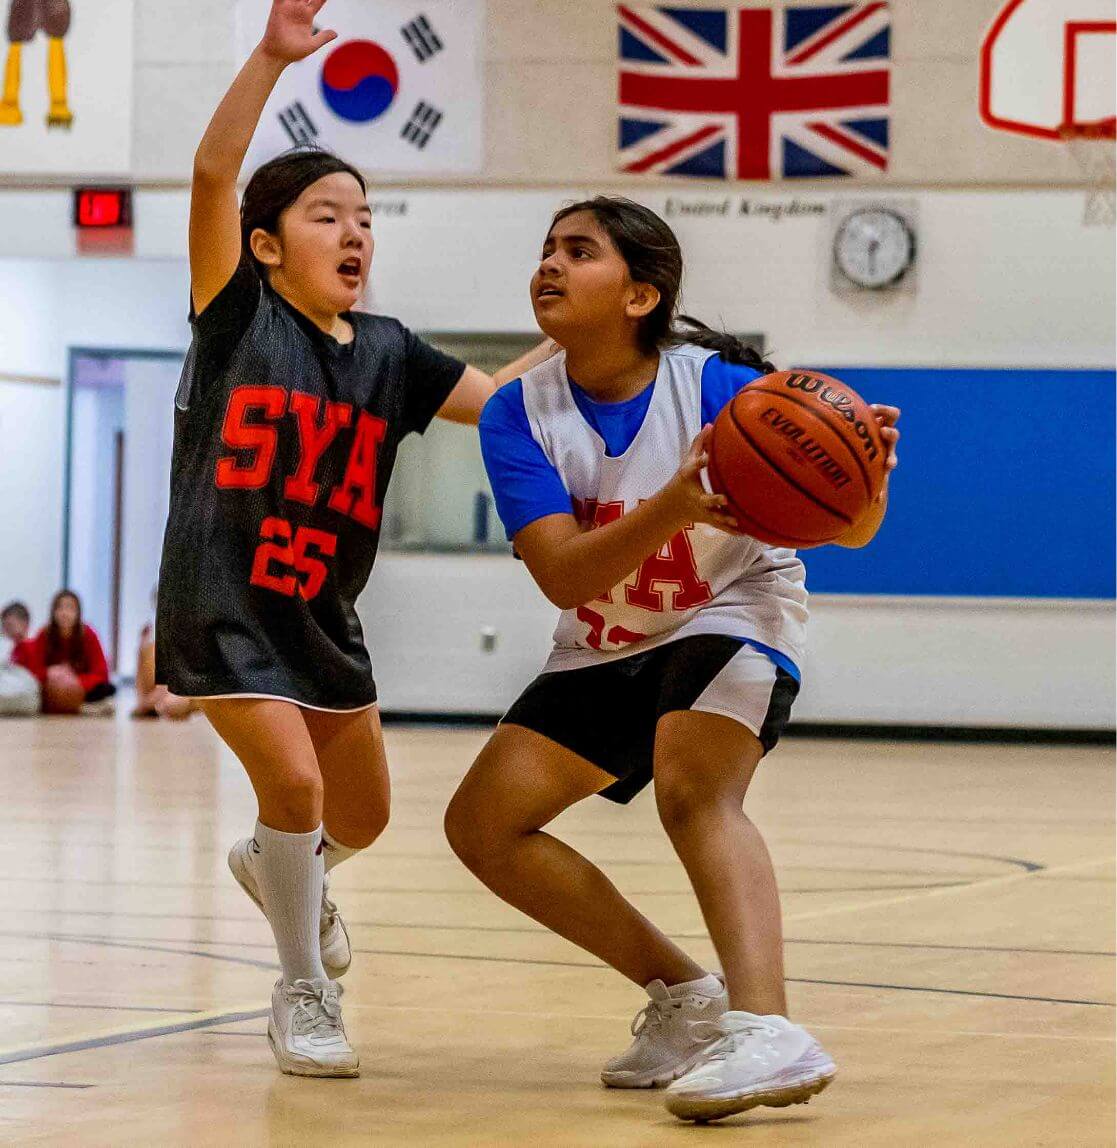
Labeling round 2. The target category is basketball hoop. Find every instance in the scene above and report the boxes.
[1060,118,1116,226]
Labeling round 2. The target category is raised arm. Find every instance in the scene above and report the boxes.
[189,0,337,315]
[514,427,739,609]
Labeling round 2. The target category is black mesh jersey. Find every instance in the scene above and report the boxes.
[155,259,465,710]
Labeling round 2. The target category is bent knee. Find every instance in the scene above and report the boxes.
[444,795,513,875]
[654,772,742,835]
[343,800,390,849]
[266,768,324,826]
[443,794,481,866]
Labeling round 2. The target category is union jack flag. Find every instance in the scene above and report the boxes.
[618,4,891,180]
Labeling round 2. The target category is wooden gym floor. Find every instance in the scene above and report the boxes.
[0,711,1112,1146]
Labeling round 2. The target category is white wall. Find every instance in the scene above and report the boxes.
[0,256,189,656]
[0,186,1111,720]
[0,381,64,633]
[4,186,1111,364]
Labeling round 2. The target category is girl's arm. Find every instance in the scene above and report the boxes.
[513,427,740,610]
[190,0,337,315]
[832,404,900,549]
[437,340,561,427]
[77,628,110,695]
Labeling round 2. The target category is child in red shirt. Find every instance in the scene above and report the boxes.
[18,591,116,714]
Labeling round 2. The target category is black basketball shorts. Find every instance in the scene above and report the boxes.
[501,635,800,805]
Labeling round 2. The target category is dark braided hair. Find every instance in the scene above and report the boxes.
[240,148,367,274]
[548,197,776,373]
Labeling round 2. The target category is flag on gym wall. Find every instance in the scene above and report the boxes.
[0,0,134,176]
[617,3,891,180]
[236,0,484,174]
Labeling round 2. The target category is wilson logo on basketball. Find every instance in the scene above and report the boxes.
[761,409,853,490]
[784,373,880,463]
[707,369,888,548]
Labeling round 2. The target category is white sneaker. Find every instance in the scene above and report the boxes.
[228,838,352,979]
[601,974,728,1088]
[319,888,352,979]
[665,1011,836,1123]
[267,978,359,1078]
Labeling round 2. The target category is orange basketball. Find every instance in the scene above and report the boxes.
[708,370,887,548]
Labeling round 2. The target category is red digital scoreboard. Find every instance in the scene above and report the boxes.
[74,188,132,229]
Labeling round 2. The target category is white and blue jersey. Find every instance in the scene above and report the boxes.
[479,343,809,676]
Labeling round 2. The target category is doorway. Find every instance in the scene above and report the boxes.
[63,349,184,676]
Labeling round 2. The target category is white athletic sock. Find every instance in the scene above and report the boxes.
[667,973,723,998]
[252,820,328,984]
[321,827,364,874]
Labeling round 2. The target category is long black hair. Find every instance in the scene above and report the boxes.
[45,590,87,672]
[240,148,368,272]
[549,197,775,373]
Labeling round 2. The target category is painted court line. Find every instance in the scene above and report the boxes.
[0,1080,95,1089]
[786,854,1114,924]
[0,999,201,1014]
[811,1022,1116,1044]
[0,1005,268,1067]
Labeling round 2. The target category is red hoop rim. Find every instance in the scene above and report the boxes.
[1059,117,1117,140]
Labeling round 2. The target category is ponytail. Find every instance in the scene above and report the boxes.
[671,316,776,374]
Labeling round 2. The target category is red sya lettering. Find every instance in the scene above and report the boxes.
[284,392,353,505]
[215,386,385,529]
[215,386,287,489]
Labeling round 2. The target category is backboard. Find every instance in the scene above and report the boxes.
[981,0,1116,139]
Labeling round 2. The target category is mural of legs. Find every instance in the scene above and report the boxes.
[46,33,69,125]
[0,0,73,128]
[44,0,70,126]
[0,41,20,124]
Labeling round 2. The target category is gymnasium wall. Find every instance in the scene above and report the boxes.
[113,0,1101,188]
[0,2,1112,723]
[0,183,1112,723]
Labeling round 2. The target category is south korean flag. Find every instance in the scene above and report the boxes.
[237,0,484,173]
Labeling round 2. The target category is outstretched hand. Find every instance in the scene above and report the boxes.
[662,425,742,535]
[871,403,901,472]
[261,0,338,64]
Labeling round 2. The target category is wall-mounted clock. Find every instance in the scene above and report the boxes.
[832,206,916,290]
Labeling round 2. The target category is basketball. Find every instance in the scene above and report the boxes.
[708,370,888,548]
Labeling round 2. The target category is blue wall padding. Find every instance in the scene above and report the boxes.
[796,369,1116,599]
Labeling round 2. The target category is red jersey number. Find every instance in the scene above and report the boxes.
[576,606,647,651]
[250,517,338,601]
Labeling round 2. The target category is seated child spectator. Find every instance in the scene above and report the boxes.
[18,591,117,715]
[0,602,39,716]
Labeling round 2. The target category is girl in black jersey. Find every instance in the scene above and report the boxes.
[156,0,551,1078]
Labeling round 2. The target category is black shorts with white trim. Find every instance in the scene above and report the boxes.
[501,635,799,804]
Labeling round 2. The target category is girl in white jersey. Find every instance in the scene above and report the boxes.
[445,198,899,1124]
